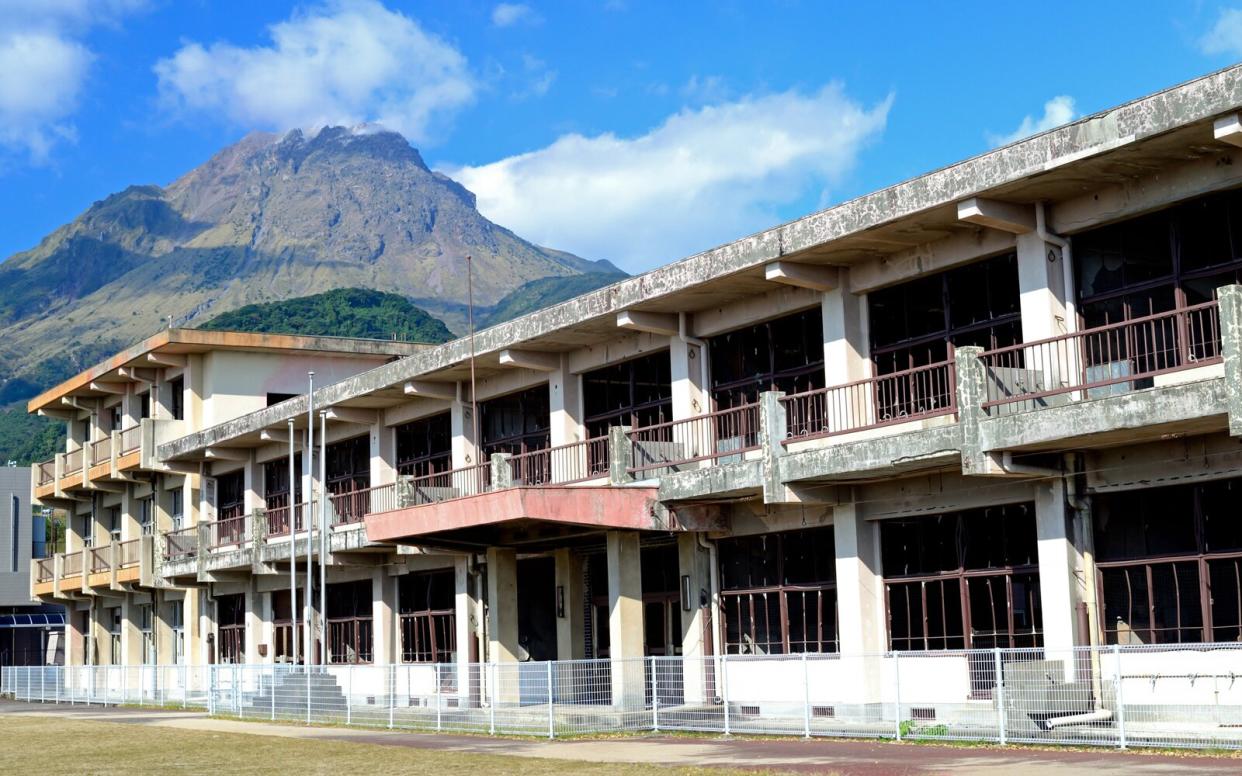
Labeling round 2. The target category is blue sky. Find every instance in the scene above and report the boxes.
[4,1,1242,273]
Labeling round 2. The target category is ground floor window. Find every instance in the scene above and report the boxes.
[1095,477,1242,644]
[140,604,154,664]
[216,594,245,664]
[108,606,122,665]
[399,570,455,663]
[327,580,373,664]
[171,602,185,664]
[272,589,304,663]
[881,503,1042,651]
[718,528,838,654]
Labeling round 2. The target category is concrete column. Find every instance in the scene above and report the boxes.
[758,390,787,503]
[821,282,870,386]
[1016,231,1071,343]
[677,533,712,703]
[451,392,480,469]
[606,531,643,707]
[549,355,583,447]
[120,598,144,666]
[1219,284,1242,437]
[670,329,708,421]
[243,453,260,514]
[372,421,397,486]
[607,426,633,485]
[454,556,477,703]
[486,548,519,663]
[1035,478,1082,675]
[372,568,397,665]
[954,345,999,475]
[833,503,887,706]
[155,591,176,666]
[553,549,585,662]
[244,583,262,664]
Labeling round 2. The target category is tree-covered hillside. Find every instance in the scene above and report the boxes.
[197,288,455,343]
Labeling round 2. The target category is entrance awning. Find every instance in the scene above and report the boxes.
[0,612,66,629]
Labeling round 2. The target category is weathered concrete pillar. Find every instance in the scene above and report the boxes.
[549,355,583,447]
[1016,231,1071,342]
[954,345,996,475]
[1220,284,1242,437]
[120,597,144,666]
[670,328,707,422]
[453,556,477,703]
[486,548,519,663]
[244,583,262,664]
[451,393,479,469]
[154,591,176,666]
[821,281,870,385]
[490,452,513,490]
[553,549,585,663]
[677,533,712,703]
[243,452,260,514]
[608,425,633,484]
[370,568,395,665]
[1035,478,1082,678]
[606,530,643,707]
[758,390,787,503]
[372,420,397,486]
[833,503,887,709]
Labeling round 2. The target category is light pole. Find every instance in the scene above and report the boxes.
[318,409,328,666]
[287,418,298,665]
[304,372,314,664]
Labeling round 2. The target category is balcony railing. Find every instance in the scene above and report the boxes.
[117,539,141,569]
[90,437,112,466]
[406,462,491,507]
[89,547,111,574]
[163,526,198,562]
[509,436,610,486]
[330,483,399,525]
[782,360,957,444]
[265,499,308,537]
[118,426,141,454]
[628,403,760,476]
[63,449,83,476]
[62,552,82,577]
[34,557,54,583]
[979,301,1222,412]
[209,506,249,549]
[36,459,54,486]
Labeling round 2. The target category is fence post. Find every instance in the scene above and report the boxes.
[55,666,61,704]
[41,664,45,703]
[994,648,1006,746]
[271,666,276,720]
[346,664,352,726]
[802,652,811,738]
[182,664,188,709]
[388,664,395,730]
[305,663,311,725]
[489,662,497,735]
[721,654,730,737]
[208,665,215,716]
[893,652,902,741]
[547,661,555,739]
[436,664,443,732]
[651,656,659,733]
[1113,644,1126,750]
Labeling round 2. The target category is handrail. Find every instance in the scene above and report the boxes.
[90,437,112,466]
[118,426,141,454]
[163,526,199,562]
[36,459,55,486]
[63,449,83,475]
[627,402,760,474]
[508,435,610,486]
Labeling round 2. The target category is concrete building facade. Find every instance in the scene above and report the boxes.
[26,66,1242,730]
[0,465,62,666]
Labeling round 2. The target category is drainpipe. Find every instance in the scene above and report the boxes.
[678,313,710,412]
[1036,202,1077,335]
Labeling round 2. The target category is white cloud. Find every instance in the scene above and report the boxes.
[1201,8,1242,56]
[511,54,555,99]
[988,95,1076,147]
[0,0,144,162]
[154,0,474,145]
[491,3,535,28]
[445,85,890,271]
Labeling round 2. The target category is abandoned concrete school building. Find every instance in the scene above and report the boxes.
[22,66,1242,730]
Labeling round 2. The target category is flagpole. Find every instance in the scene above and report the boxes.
[305,372,315,664]
[318,409,328,666]
[288,418,298,665]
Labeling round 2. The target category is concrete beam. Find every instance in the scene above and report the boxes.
[258,429,289,444]
[616,310,679,336]
[498,348,560,371]
[324,407,377,425]
[763,261,840,292]
[37,408,76,421]
[403,380,456,400]
[88,381,127,395]
[956,197,1035,234]
[147,352,186,368]
[1215,113,1242,147]
[118,367,157,383]
[204,447,250,462]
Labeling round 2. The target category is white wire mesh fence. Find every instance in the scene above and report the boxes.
[6,644,1242,749]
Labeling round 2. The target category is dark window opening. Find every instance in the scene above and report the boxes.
[272,589,305,663]
[718,528,838,655]
[583,350,673,436]
[215,470,245,521]
[399,569,456,663]
[881,502,1042,652]
[709,308,825,410]
[1095,477,1242,644]
[263,454,304,534]
[396,412,452,478]
[326,579,373,664]
[480,385,550,459]
[326,435,370,496]
[169,376,184,421]
[868,252,1021,375]
[216,593,245,664]
[139,392,151,420]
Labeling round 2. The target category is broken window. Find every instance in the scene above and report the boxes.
[326,435,370,496]
[869,252,1021,375]
[396,412,452,478]
[718,528,838,655]
[326,579,373,664]
[480,385,550,458]
[881,502,1041,651]
[272,589,304,663]
[584,351,672,436]
[1095,477,1242,644]
[215,470,245,526]
[399,569,456,663]
[216,593,245,664]
[263,454,303,507]
[709,308,825,410]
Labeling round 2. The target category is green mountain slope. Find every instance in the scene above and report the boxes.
[198,288,454,343]
[481,272,626,327]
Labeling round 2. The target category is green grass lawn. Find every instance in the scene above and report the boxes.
[0,715,793,776]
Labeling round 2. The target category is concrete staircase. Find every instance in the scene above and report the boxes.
[248,670,347,719]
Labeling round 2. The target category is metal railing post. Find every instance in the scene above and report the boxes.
[893,652,902,741]
[40,664,45,703]
[802,652,811,738]
[182,664,188,709]
[388,664,395,730]
[435,664,442,732]
[306,664,311,725]
[346,663,352,726]
[721,654,730,736]
[994,648,1006,745]
[651,656,659,733]
[489,662,497,735]
[271,666,276,720]
[547,661,555,739]
[1114,644,1126,750]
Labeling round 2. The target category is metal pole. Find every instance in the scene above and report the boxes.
[893,651,902,741]
[346,663,352,726]
[288,418,298,666]
[994,648,1006,745]
[318,410,328,667]
[489,662,497,735]
[388,664,395,729]
[1114,644,1126,750]
[547,661,554,739]
[651,656,658,733]
[436,664,443,732]
[721,654,730,736]
[305,373,315,669]
[467,255,479,455]
[802,652,811,738]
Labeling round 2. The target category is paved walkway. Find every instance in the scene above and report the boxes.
[1,699,1237,775]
